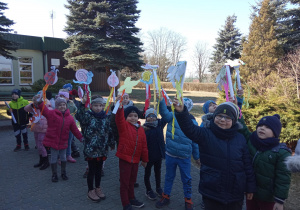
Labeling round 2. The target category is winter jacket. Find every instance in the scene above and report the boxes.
[115,107,148,164]
[24,101,53,133]
[67,100,77,121]
[239,117,291,203]
[38,102,82,150]
[75,103,115,159]
[159,98,199,160]
[7,96,30,125]
[143,119,167,162]
[175,106,256,204]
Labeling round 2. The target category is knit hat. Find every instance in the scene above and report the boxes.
[46,91,52,100]
[256,114,282,138]
[213,102,239,124]
[183,98,193,112]
[145,108,157,119]
[58,89,69,99]
[124,106,140,119]
[55,97,67,109]
[203,100,216,114]
[62,83,73,91]
[11,89,21,97]
[91,97,106,105]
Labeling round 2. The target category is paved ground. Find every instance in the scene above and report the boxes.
[0,128,203,210]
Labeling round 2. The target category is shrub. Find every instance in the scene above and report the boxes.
[31,78,78,94]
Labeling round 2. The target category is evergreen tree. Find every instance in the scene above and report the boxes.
[0,2,18,59]
[241,0,282,80]
[280,0,300,52]
[64,0,143,73]
[209,15,242,78]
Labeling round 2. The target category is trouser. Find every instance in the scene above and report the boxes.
[144,159,162,191]
[34,132,47,157]
[50,148,67,164]
[71,136,79,152]
[246,197,275,210]
[87,159,103,191]
[203,196,243,210]
[66,131,74,156]
[164,154,192,198]
[119,159,139,207]
[13,124,28,145]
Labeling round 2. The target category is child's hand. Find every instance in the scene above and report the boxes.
[156,91,162,101]
[82,95,87,104]
[273,203,283,210]
[140,161,147,168]
[246,193,253,200]
[237,89,244,97]
[9,108,12,113]
[172,97,184,112]
[195,159,201,167]
[228,96,237,105]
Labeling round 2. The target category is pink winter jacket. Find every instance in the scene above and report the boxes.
[24,102,53,133]
[38,102,83,150]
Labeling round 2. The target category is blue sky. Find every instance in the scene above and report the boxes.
[3,0,257,76]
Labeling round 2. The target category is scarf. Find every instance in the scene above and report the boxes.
[123,100,134,109]
[210,120,239,140]
[88,110,107,119]
[144,120,158,128]
[250,131,280,152]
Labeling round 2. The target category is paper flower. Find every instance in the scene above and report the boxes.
[225,59,245,67]
[44,66,59,85]
[118,77,140,94]
[167,61,186,88]
[140,71,153,85]
[107,70,119,87]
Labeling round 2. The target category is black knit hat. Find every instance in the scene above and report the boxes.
[213,102,239,124]
[124,106,140,119]
[256,114,282,138]
[11,89,21,97]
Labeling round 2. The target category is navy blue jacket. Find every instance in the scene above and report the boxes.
[175,107,256,204]
[143,119,166,162]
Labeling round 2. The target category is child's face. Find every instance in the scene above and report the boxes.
[209,103,217,113]
[146,114,157,122]
[91,103,105,113]
[214,113,233,129]
[257,125,275,139]
[122,95,129,105]
[126,112,138,125]
[12,93,19,100]
[59,94,69,101]
[57,103,67,112]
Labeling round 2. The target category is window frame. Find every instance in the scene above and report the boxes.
[18,57,34,85]
[0,56,14,86]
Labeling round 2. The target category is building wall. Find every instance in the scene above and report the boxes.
[0,49,43,92]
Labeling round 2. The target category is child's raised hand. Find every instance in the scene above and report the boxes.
[82,95,87,104]
[246,193,253,200]
[172,96,184,112]
[140,161,147,168]
[237,89,244,97]
[116,95,121,103]
[228,96,237,105]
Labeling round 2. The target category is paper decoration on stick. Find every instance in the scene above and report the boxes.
[73,69,94,108]
[112,77,140,114]
[140,67,154,113]
[78,86,84,102]
[105,70,119,114]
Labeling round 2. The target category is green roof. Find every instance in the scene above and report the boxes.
[3,33,69,52]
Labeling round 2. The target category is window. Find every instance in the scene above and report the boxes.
[0,56,13,85]
[19,57,33,85]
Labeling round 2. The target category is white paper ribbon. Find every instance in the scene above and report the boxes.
[226,65,235,99]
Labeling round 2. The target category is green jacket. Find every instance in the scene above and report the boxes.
[7,96,30,125]
[239,117,291,203]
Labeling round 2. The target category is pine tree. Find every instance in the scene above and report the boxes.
[64,0,143,73]
[209,15,242,78]
[0,2,18,59]
[241,0,282,80]
[280,0,300,52]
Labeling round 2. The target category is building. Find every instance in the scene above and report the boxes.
[0,33,109,92]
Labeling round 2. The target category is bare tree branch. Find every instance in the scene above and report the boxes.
[192,42,211,82]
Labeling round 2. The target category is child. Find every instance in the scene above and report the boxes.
[239,114,291,210]
[75,96,115,202]
[174,101,256,210]
[156,97,200,210]
[143,108,166,201]
[122,93,134,109]
[115,105,148,210]
[24,91,52,170]
[34,96,83,182]
[57,89,77,163]
[6,89,30,152]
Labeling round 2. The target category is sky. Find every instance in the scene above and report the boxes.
[2,0,257,77]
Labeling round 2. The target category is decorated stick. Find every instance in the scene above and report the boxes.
[235,68,242,90]
[225,65,235,99]
[5,102,17,123]
[105,70,119,113]
[73,69,94,108]
[162,88,172,105]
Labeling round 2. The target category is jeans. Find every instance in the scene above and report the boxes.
[66,131,74,156]
[50,148,67,164]
[163,154,192,198]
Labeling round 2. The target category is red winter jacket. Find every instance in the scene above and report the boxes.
[38,102,82,150]
[115,107,148,164]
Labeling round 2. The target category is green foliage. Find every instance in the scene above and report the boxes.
[64,0,143,72]
[30,78,77,94]
[20,87,32,92]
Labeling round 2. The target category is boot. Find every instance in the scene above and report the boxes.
[40,156,49,170]
[34,155,43,168]
[51,164,58,182]
[61,161,68,180]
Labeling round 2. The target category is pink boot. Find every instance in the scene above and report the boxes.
[67,155,76,163]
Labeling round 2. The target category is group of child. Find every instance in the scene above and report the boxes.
[6,86,293,210]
